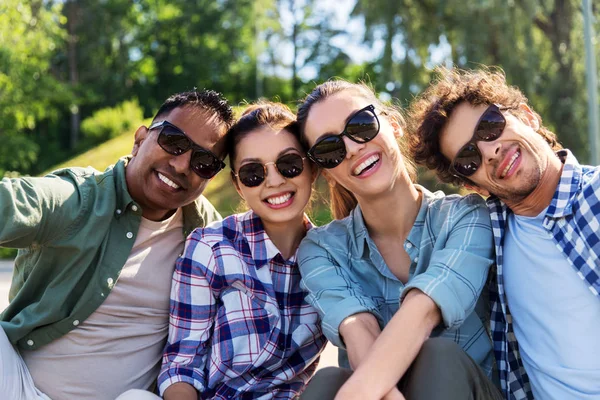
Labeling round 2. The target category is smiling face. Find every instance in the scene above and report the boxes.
[440,102,556,203]
[303,93,405,200]
[232,126,314,226]
[125,106,226,221]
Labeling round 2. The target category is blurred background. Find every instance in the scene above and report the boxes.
[0,0,599,259]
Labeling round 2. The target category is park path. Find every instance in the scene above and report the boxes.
[0,259,338,370]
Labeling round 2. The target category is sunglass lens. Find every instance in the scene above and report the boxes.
[476,108,505,141]
[190,151,221,179]
[346,110,379,142]
[238,163,265,187]
[454,143,481,177]
[277,154,304,178]
[157,127,190,155]
[310,136,346,169]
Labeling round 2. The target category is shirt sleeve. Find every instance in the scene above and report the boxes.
[402,199,494,331]
[158,231,221,395]
[298,234,382,349]
[0,175,79,248]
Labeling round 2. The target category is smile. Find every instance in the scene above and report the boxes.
[265,192,293,205]
[158,172,181,189]
[353,154,380,176]
[500,149,520,179]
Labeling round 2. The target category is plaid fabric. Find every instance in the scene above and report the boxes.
[488,150,600,400]
[158,211,326,399]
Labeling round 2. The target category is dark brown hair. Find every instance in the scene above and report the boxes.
[297,79,416,220]
[225,101,300,172]
[408,67,562,186]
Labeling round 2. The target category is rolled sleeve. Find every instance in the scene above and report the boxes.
[298,236,382,348]
[158,232,219,395]
[402,201,494,330]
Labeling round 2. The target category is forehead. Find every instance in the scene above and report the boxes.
[156,106,226,148]
[304,93,371,142]
[439,102,490,161]
[235,126,302,164]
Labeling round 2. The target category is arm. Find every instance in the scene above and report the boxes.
[336,198,494,400]
[0,175,78,248]
[298,234,404,399]
[335,290,440,400]
[158,233,221,398]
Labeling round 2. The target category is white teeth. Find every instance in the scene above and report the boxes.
[266,192,292,205]
[158,172,180,189]
[353,155,380,176]
[501,151,520,178]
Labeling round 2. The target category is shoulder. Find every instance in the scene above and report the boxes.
[424,189,488,217]
[303,213,355,246]
[186,212,248,249]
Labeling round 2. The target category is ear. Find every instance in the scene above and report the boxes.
[464,182,490,197]
[517,103,539,131]
[231,171,245,200]
[132,125,149,156]
[389,116,404,138]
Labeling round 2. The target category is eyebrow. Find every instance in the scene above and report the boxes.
[238,147,301,165]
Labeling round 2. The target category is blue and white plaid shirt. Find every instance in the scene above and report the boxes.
[488,150,600,400]
[158,211,326,399]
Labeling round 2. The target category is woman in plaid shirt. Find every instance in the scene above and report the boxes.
[157,102,327,399]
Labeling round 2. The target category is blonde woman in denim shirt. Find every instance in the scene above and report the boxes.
[295,81,502,400]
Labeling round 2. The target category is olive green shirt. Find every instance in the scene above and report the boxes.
[0,157,221,351]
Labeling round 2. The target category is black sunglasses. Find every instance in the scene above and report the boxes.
[307,104,380,169]
[450,104,507,178]
[233,153,306,188]
[149,120,226,179]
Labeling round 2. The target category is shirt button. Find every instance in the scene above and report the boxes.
[27,339,34,346]
[116,209,122,215]
[414,256,419,263]
[107,278,114,287]
[405,243,413,249]
[131,205,138,212]
[126,232,133,239]
[73,320,80,326]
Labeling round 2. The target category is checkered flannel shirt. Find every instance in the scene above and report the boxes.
[488,150,600,400]
[158,211,326,399]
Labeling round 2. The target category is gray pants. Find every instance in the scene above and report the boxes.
[301,338,503,400]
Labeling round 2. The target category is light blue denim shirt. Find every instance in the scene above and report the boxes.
[298,186,495,375]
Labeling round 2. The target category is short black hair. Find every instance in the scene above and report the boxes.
[153,89,235,131]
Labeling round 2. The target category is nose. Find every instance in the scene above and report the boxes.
[169,150,192,176]
[343,136,365,160]
[264,163,285,188]
[478,139,502,165]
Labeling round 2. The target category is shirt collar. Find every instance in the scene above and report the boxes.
[351,184,434,257]
[546,149,581,218]
[113,157,136,213]
[241,210,312,269]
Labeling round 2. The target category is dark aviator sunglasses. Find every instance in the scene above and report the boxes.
[307,104,380,169]
[149,120,226,179]
[233,153,306,188]
[450,104,507,178]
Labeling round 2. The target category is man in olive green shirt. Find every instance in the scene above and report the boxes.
[0,90,234,400]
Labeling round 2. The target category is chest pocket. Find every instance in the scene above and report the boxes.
[212,281,280,376]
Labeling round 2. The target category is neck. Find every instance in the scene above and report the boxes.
[262,215,307,260]
[506,155,563,217]
[357,173,421,240]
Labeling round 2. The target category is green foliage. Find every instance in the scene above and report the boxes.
[80,99,143,147]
